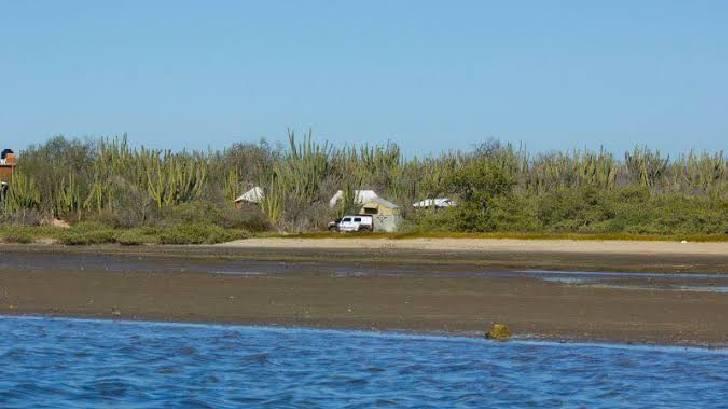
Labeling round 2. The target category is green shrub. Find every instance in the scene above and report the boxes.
[1,230,34,244]
[59,223,118,245]
[488,193,540,231]
[157,223,248,245]
[69,220,114,232]
[8,135,728,237]
[157,201,269,231]
[116,228,159,246]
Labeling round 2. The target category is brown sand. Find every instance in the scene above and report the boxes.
[1,243,728,345]
[224,237,728,256]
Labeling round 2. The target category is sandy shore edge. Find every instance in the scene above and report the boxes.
[221,237,728,256]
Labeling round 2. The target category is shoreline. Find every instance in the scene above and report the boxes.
[224,237,728,256]
[1,244,728,346]
[5,237,728,273]
[3,313,727,351]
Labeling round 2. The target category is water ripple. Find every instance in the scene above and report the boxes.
[0,316,727,408]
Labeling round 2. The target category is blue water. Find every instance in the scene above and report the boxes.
[1,317,727,408]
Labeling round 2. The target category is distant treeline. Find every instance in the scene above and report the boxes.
[3,132,728,235]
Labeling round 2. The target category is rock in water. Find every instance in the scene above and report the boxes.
[485,323,512,341]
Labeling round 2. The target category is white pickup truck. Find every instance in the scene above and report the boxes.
[337,214,374,232]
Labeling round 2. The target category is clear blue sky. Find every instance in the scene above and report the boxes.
[1,1,726,156]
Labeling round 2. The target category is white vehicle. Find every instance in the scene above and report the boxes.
[412,198,456,208]
[338,214,374,232]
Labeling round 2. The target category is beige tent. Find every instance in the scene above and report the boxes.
[234,187,264,206]
[359,198,401,232]
[360,198,401,216]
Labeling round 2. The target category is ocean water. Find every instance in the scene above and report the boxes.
[0,317,727,408]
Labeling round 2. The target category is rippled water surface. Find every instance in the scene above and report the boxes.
[1,316,727,408]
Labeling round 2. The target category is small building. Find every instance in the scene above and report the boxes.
[413,198,456,209]
[0,148,16,183]
[329,189,379,208]
[234,186,264,207]
[360,198,401,232]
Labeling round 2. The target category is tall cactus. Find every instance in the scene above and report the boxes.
[284,129,330,206]
[55,172,82,217]
[3,172,41,213]
[625,147,669,188]
[223,168,240,203]
[260,168,285,226]
[146,151,207,208]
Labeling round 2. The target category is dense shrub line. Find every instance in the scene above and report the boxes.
[0,223,249,245]
[2,133,728,236]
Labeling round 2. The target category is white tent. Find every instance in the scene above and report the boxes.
[329,190,379,208]
[412,198,456,208]
[234,186,264,204]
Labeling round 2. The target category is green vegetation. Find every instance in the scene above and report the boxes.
[116,228,158,246]
[156,224,248,245]
[0,226,61,243]
[1,230,34,244]
[1,133,728,244]
[0,223,249,246]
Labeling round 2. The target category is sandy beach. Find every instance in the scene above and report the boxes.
[224,237,728,256]
[1,240,728,345]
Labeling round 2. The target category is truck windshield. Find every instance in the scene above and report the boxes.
[342,218,351,222]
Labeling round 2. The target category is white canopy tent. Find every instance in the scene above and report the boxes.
[234,186,264,205]
[329,190,379,208]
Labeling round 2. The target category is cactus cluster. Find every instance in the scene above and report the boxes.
[3,172,41,213]
[3,134,728,233]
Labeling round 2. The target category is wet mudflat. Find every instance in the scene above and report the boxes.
[4,242,728,273]
[1,244,728,345]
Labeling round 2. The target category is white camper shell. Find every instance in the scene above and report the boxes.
[412,198,456,208]
[338,215,374,232]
